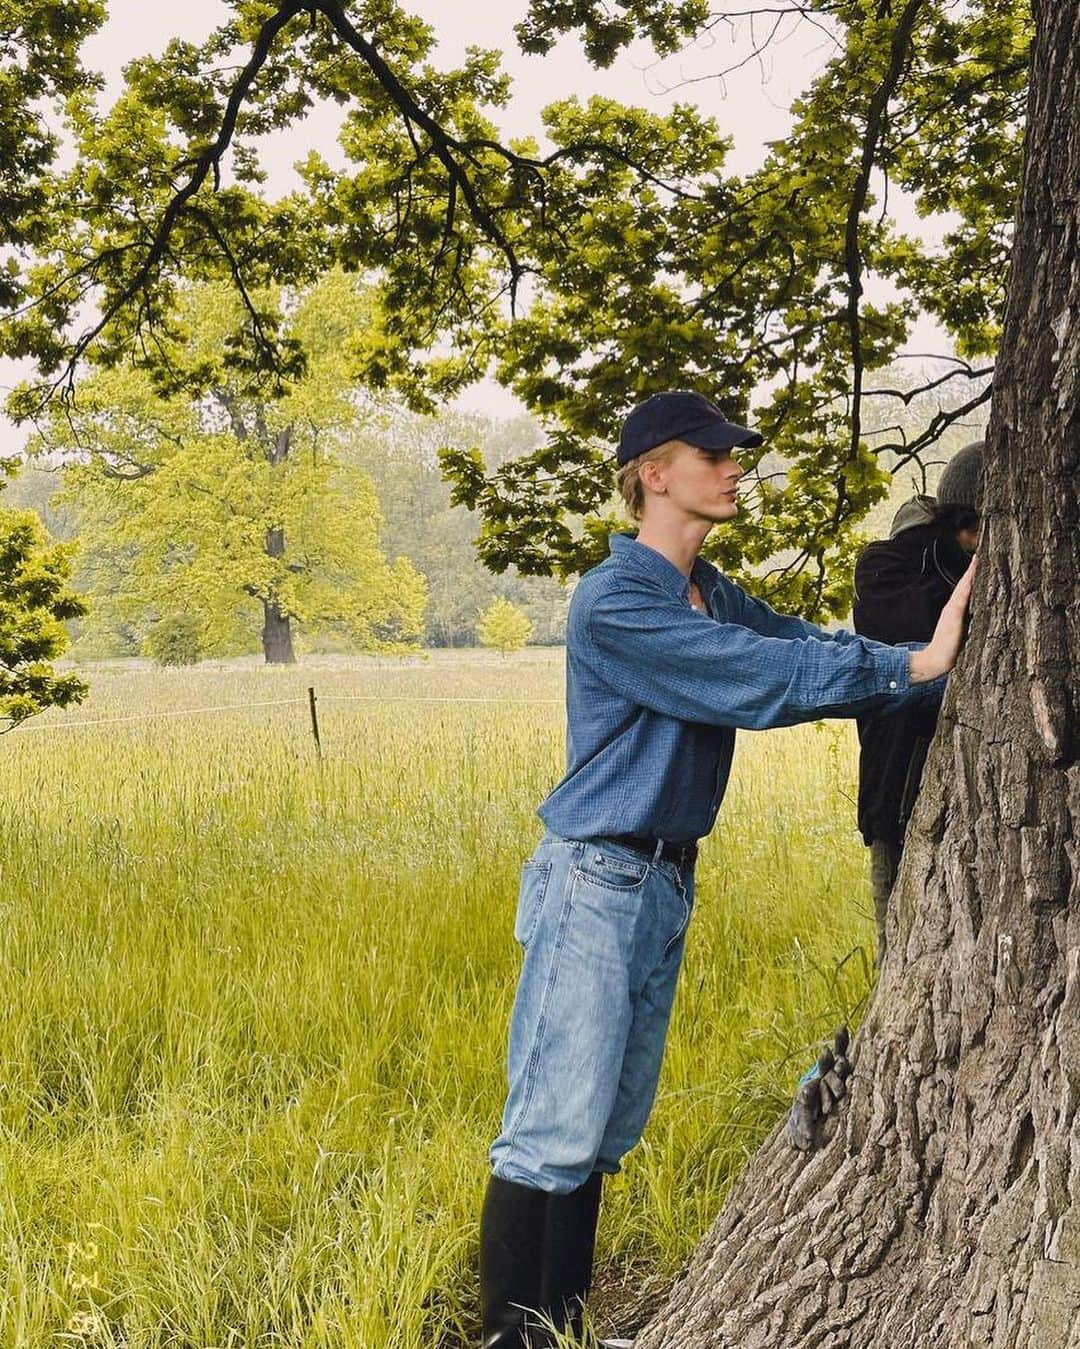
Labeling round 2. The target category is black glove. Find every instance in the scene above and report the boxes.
[785,1026,854,1152]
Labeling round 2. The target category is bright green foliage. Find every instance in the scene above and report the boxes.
[0,1,106,312]
[2,1,525,411]
[516,0,708,65]
[477,597,533,656]
[3,1,1032,625]
[31,275,427,661]
[0,2,100,718]
[443,2,1030,617]
[0,503,87,727]
[144,614,203,667]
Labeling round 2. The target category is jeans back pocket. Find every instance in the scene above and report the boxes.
[513,859,553,948]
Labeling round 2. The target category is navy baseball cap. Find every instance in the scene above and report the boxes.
[616,390,763,466]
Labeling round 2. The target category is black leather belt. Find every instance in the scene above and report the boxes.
[606,833,698,870]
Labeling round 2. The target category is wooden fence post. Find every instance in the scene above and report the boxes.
[308,685,322,756]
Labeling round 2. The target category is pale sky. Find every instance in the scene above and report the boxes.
[2,1,954,446]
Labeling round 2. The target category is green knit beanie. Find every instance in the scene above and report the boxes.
[937,440,984,510]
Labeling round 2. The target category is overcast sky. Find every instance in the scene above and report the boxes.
[3,2,955,447]
[81,0,837,179]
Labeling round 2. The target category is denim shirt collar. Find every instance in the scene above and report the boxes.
[609,531,716,603]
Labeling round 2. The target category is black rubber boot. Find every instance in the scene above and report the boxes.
[540,1171,604,1342]
[479,1174,550,1348]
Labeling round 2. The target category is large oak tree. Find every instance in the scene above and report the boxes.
[33,273,426,664]
[634,2,1080,1343]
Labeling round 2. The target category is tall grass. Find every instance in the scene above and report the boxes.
[0,651,875,1346]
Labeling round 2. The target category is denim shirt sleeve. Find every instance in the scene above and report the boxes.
[586,584,918,730]
[719,576,947,713]
[723,576,882,646]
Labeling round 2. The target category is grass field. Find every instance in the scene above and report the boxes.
[1,650,877,1347]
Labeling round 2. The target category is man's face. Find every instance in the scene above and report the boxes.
[644,440,745,523]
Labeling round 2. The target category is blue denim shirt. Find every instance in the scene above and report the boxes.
[538,532,945,843]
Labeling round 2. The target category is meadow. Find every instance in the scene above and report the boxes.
[1,650,877,1347]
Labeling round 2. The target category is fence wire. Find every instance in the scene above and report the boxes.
[16,690,563,735]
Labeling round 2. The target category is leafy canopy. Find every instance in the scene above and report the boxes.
[0,494,87,727]
[3,1,1031,623]
[31,273,427,658]
[443,2,1028,616]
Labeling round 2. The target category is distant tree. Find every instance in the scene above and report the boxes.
[477,597,533,656]
[1,464,75,541]
[12,406,572,654]
[32,274,427,664]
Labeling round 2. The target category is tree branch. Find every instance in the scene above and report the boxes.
[844,0,926,465]
[871,382,994,469]
[29,1,311,410]
[863,363,994,404]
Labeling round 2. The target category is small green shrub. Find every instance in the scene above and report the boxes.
[144,613,203,666]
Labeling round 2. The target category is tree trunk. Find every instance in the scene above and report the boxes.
[261,426,296,665]
[261,592,296,665]
[639,5,1080,1346]
[262,517,295,665]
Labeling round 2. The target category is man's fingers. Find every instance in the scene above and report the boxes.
[951,555,978,608]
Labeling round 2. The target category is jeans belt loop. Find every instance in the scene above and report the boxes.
[652,838,665,863]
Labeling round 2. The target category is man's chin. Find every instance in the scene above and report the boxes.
[694,501,739,526]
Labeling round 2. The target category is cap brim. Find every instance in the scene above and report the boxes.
[680,419,764,452]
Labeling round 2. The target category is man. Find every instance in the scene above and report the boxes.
[479,391,976,1348]
[853,440,983,961]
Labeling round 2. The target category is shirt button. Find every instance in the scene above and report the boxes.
[888,680,898,689]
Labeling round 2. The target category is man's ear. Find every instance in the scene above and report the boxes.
[638,459,667,496]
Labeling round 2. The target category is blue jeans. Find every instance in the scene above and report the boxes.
[489,831,695,1195]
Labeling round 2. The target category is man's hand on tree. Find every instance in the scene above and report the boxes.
[910,555,977,683]
[786,1027,854,1152]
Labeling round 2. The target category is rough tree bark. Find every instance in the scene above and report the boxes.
[261,589,296,665]
[638,4,1080,1345]
[261,426,296,665]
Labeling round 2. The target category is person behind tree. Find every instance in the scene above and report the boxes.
[477,390,977,1347]
[853,440,984,962]
[785,439,983,1154]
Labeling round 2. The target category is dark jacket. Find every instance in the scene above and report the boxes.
[853,496,969,846]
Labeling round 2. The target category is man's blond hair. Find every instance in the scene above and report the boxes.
[615,440,682,521]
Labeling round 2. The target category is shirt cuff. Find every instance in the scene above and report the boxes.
[875,643,912,696]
